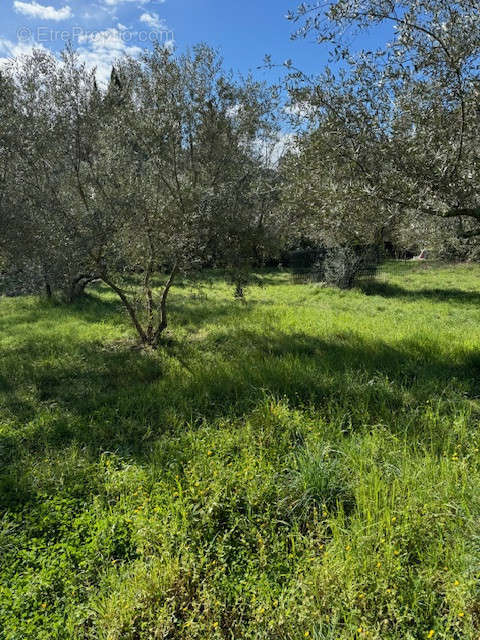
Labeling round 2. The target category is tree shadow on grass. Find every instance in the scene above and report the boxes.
[2,281,480,510]
[360,280,480,305]
[73,287,268,329]
[1,323,478,457]
[173,268,289,288]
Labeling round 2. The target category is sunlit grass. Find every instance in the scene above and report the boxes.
[1,261,480,639]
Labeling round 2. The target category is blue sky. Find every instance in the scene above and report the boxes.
[0,0,331,83]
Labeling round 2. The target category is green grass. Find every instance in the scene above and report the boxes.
[1,261,480,639]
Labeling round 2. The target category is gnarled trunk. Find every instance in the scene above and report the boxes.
[65,274,97,303]
[101,263,178,349]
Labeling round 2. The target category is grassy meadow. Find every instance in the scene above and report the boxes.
[1,261,480,639]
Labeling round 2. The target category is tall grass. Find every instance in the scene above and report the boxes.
[1,261,480,638]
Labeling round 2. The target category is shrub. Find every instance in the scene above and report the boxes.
[323,245,382,289]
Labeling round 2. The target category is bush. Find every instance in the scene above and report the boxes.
[323,245,382,289]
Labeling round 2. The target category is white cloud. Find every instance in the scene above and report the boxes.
[76,27,142,85]
[255,132,297,167]
[0,36,47,57]
[13,1,73,21]
[139,11,165,30]
[0,36,48,68]
[226,104,242,119]
[102,0,154,6]
[284,102,316,120]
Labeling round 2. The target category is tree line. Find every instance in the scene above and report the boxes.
[1,0,479,346]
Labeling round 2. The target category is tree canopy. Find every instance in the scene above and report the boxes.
[283,0,480,249]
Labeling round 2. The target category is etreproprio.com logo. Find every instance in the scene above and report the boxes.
[17,25,174,45]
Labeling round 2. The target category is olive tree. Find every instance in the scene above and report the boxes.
[285,0,480,248]
[2,45,280,346]
[91,45,280,346]
[0,49,103,300]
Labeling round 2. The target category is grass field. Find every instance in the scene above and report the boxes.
[1,261,480,639]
